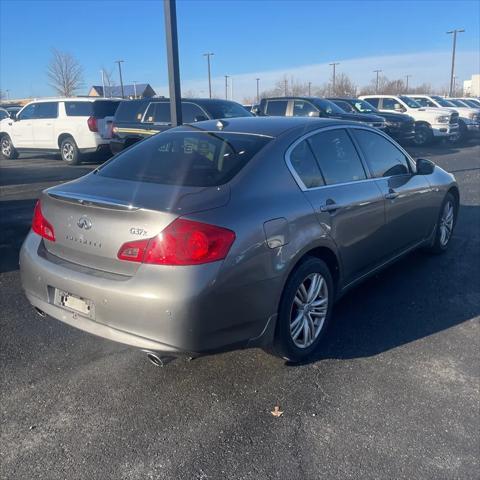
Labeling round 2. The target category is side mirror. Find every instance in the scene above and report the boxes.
[308,111,320,117]
[416,158,435,175]
[193,115,208,122]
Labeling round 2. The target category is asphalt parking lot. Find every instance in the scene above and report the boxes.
[1,141,479,480]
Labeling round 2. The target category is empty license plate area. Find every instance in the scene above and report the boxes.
[54,289,95,319]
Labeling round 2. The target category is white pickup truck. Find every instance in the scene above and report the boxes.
[0,97,120,164]
[359,94,459,145]
[408,94,480,142]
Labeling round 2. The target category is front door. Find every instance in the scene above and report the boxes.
[10,103,36,148]
[351,128,436,254]
[32,102,58,148]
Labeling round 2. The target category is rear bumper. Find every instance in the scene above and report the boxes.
[20,233,274,354]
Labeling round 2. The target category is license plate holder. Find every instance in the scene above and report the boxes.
[54,289,95,319]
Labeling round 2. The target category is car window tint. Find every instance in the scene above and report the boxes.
[114,100,149,122]
[289,140,324,188]
[333,100,355,113]
[18,104,36,120]
[381,98,398,110]
[65,102,93,116]
[292,100,317,117]
[98,131,271,187]
[353,129,410,177]
[35,102,58,119]
[206,101,251,119]
[182,103,207,123]
[365,98,379,108]
[265,100,288,116]
[92,101,120,118]
[0,110,8,120]
[308,129,366,185]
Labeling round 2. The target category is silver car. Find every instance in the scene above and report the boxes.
[20,117,459,363]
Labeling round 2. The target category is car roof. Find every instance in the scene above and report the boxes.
[179,116,362,138]
[262,96,331,102]
[25,97,121,104]
[360,94,401,98]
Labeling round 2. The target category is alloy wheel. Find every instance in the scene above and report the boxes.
[290,273,328,349]
[62,143,74,161]
[439,200,454,247]
[1,138,12,156]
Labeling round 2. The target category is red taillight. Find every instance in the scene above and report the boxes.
[32,201,55,242]
[117,219,235,266]
[87,116,98,132]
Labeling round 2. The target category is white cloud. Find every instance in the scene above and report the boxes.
[155,50,479,101]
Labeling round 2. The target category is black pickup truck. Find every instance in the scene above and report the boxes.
[255,96,386,130]
[327,97,415,143]
[110,98,252,154]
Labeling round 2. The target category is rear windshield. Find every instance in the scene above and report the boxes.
[205,101,252,119]
[93,100,120,117]
[114,100,150,122]
[97,130,271,187]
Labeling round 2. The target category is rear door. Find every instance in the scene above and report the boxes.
[287,127,386,284]
[264,99,289,116]
[32,102,58,148]
[351,128,435,254]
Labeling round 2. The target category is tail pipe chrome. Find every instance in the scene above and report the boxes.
[143,351,176,367]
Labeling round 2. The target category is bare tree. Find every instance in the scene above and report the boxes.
[47,48,83,97]
[329,73,357,96]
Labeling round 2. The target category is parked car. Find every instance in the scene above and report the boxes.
[327,97,415,143]
[408,94,480,142]
[359,95,459,146]
[257,97,387,130]
[0,108,9,121]
[110,98,252,154]
[4,105,22,117]
[457,98,480,108]
[20,117,459,364]
[0,98,121,164]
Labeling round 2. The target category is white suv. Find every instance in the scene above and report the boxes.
[359,95,459,146]
[0,98,120,164]
[408,94,480,142]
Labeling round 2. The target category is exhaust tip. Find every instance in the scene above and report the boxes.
[146,352,176,367]
[34,307,47,318]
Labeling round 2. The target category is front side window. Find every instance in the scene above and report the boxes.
[353,129,410,178]
[333,100,356,113]
[206,101,251,119]
[98,131,271,187]
[17,104,36,120]
[0,110,8,120]
[35,102,58,119]
[265,100,288,116]
[289,140,324,188]
[412,97,436,108]
[399,96,421,108]
[182,103,207,123]
[352,100,377,113]
[292,100,318,117]
[382,98,403,110]
[308,129,366,185]
[364,98,380,108]
[314,99,345,115]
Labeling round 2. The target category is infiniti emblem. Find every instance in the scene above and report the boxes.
[77,215,92,230]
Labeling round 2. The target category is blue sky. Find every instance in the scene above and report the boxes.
[1,0,479,100]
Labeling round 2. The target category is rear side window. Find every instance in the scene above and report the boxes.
[143,102,208,123]
[292,100,318,117]
[98,131,271,187]
[65,102,93,117]
[265,100,288,116]
[289,140,324,188]
[381,98,399,110]
[353,129,410,177]
[364,98,379,108]
[308,129,366,185]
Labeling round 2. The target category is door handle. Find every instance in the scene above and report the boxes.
[320,201,339,213]
[385,189,399,200]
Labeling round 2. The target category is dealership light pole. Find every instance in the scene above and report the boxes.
[373,69,382,93]
[284,78,288,96]
[203,52,214,98]
[405,75,412,92]
[132,81,138,99]
[329,62,340,94]
[447,29,465,97]
[224,75,229,99]
[256,78,260,103]
[100,70,106,98]
[164,0,182,125]
[115,60,125,99]
[308,82,312,96]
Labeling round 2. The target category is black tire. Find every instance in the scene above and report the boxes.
[413,124,433,146]
[268,257,334,362]
[60,136,81,165]
[0,134,19,159]
[425,192,458,254]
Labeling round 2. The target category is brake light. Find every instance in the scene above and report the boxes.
[87,116,98,132]
[117,219,235,265]
[32,201,55,242]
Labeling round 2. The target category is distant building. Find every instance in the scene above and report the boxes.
[463,74,480,97]
[88,83,156,99]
